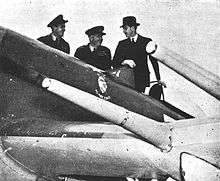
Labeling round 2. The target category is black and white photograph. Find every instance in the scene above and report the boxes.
[0,0,219,180]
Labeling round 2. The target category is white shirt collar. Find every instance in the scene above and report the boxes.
[51,34,57,41]
[130,34,138,42]
[89,44,96,52]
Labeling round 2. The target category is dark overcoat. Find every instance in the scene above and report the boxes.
[74,44,111,70]
[113,35,160,92]
[37,35,70,54]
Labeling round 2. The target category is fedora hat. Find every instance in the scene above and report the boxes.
[120,16,140,28]
[85,26,106,36]
[47,15,68,27]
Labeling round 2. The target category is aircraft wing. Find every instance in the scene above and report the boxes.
[0,26,193,122]
[0,116,219,181]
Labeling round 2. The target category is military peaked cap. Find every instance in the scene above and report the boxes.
[85,26,106,36]
[47,15,68,27]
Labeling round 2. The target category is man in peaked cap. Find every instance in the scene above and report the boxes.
[74,26,111,70]
[113,16,166,93]
[37,15,70,54]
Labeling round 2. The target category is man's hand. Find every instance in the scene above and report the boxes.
[146,41,157,54]
[121,59,136,68]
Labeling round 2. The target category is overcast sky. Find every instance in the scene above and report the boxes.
[1,0,220,117]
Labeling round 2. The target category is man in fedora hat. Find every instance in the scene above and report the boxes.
[37,15,70,54]
[113,16,165,93]
[74,26,111,70]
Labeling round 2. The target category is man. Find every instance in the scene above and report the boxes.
[113,16,165,93]
[74,26,111,70]
[38,15,70,54]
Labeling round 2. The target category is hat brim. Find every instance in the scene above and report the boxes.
[120,23,140,28]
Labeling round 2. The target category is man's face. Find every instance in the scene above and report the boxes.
[123,25,135,38]
[89,34,103,47]
[52,23,66,38]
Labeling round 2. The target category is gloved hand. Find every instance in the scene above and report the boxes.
[121,59,136,68]
[146,41,157,54]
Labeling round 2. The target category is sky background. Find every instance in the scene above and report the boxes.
[0,0,220,118]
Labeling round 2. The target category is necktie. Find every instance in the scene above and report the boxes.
[55,38,60,46]
[131,38,135,44]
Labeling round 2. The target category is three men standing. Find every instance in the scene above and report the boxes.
[38,15,164,93]
[38,15,70,54]
[74,26,111,71]
[113,16,162,93]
